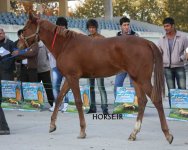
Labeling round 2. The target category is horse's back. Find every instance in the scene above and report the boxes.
[58,33,156,78]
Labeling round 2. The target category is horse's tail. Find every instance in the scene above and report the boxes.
[150,42,165,102]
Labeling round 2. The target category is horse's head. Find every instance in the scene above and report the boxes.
[17,12,40,49]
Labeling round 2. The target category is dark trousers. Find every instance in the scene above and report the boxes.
[38,71,54,106]
[89,78,108,112]
[0,69,14,104]
[0,70,12,131]
[0,102,9,131]
[21,66,38,82]
[164,67,186,108]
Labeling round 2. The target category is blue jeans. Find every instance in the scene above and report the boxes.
[114,72,133,98]
[52,67,69,103]
[164,67,186,108]
[88,78,108,112]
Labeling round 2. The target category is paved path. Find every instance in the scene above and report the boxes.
[1,75,188,150]
[1,100,188,150]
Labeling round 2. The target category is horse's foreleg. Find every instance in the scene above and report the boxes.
[152,101,173,144]
[49,79,69,133]
[129,83,147,141]
[67,77,86,139]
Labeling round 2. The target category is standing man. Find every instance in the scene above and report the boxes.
[158,17,188,108]
[12,42,39,82]
[48,17,69,112]
[86,19,109,114]
[114,17,137,98]
[0,28,15,81]
[0,28,14,135]
[13,29,24,81]
[37,41,55,107]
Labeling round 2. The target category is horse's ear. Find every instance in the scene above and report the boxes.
[28,12,38,22]
[36,13,41,19]
[29,12,34,21]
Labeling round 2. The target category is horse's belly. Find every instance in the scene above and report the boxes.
[81,66,123,78]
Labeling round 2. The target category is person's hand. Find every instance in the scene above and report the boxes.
[12,50,19,56]
[186,47,188,60]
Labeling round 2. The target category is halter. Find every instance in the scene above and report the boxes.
[21,23,40,48]
[51,26,61,49]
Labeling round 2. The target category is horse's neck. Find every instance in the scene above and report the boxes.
[39,21,57,57]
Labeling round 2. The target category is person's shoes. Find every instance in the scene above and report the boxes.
[49,103,55,112]
[87,109,97,114]
[49,103,61,112]
[0,130,10,135]
[61,103,69,112]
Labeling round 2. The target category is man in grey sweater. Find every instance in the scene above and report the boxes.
[158,17,188,108]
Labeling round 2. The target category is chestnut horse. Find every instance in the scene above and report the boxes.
[17,13,173,144]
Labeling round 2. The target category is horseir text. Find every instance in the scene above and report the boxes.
[92,114,123,120]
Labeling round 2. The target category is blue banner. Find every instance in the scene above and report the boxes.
[113,87,138,116]
[67,85,90,113]
[169,89,188,121]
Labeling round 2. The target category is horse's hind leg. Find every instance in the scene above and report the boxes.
[152,100,173,144]
[143,82,173,144]
[129,82,148,141]
[67,77,86,138]
[49,79,70,133]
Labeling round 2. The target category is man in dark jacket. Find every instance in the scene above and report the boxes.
[114,17,138,98]
[0,28,14,135]
[0,28,15,80]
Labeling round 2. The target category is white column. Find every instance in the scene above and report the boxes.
[59,0,68,16]
[0,0,11,12]
[104,0,113,20]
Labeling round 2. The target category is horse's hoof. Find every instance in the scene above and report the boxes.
[49,125,56,133]
[167,134,174,144]
[128,134,136,141]
[77,133,86,139]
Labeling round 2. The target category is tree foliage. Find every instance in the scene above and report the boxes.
[10,0,59,16]
[165,0,188,32]
[9,0,188,31]
[72,0,104,18]
[113,0,166,24]
[72,0,188,32]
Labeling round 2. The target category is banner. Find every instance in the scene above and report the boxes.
[113,87,138,116]
[1,80,22,109]
[168,89,188,121]
[66,85,90,113]
[21,82,46,110]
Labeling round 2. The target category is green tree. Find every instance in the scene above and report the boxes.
[73,0,165,24]
[113,0,129,17]
[10,0,59,16]
[72,0,104,18]
[113,0,166,24]
[165,0,188,32]
[73,0,188,31]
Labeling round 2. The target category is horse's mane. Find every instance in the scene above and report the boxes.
[41,19,81,39]
[58,28,78,38]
